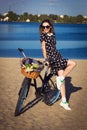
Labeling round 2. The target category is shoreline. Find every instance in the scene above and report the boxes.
[0,57,87,60]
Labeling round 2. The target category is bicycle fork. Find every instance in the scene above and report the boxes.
[18,78,31,99]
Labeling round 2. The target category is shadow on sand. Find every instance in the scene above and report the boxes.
[65,76,82,102]
[15,76,82,116]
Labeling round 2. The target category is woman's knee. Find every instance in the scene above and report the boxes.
[71,60,76,67]
[58,70,64,76]
[68,60,76,68]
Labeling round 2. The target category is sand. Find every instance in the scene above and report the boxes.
[0,58,87,130]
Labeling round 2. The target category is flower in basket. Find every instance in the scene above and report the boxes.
[24,63,40,72]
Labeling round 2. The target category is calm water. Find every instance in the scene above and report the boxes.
[0,22,87,59]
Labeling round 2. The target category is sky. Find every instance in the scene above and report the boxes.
[0,0,87,16]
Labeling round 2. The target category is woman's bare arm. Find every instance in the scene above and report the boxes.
[41,41,47,59]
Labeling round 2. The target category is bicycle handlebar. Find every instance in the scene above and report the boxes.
[17,47,50,67]
[17,48,50,74]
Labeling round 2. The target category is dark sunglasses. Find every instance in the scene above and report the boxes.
[42,25,50,29]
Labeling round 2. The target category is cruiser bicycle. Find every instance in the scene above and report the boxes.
[15,48,60,116]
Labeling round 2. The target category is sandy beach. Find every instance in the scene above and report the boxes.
[0,58,87,130]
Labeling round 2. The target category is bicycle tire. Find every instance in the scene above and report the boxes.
[15,77,31,116]
[43,74,60,106]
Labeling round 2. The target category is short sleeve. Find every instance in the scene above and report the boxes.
[40,33,46,43]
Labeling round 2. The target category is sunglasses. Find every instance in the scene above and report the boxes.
[42,25,50,29]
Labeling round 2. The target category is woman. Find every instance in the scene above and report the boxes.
[39,19,76,110]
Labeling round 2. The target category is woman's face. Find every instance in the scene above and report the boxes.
[42,22,51,33]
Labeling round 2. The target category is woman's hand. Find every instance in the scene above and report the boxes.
[45,61,49,66]
[44,58,50,67]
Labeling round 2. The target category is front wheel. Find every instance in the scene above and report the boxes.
[15,77,31,116]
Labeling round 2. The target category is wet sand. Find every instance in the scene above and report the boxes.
[0,58,87,130]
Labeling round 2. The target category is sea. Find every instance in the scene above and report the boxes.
[0,22,87,59]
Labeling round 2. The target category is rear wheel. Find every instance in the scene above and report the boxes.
[43,74,61,105]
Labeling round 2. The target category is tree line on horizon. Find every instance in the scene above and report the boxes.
[0,11,87,24]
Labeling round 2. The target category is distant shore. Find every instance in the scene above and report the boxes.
[0,12,87,24]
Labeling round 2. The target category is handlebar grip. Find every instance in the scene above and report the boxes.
[17,48,26,58]
[18,48,23,52]
[43,60,49,66]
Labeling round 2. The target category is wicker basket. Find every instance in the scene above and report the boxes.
[21,58,44,79]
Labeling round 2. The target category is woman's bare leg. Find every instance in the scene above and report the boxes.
[58,70,66,98]
[56,60,76,110]
[63,60,76,77]
[57,70,71,110]
[57,60,76,98]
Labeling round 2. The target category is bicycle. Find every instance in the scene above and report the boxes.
[15,48,60,116]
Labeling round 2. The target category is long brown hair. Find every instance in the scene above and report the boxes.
[39,19,54,35]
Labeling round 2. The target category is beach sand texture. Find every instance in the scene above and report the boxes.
[0,58,87,130]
